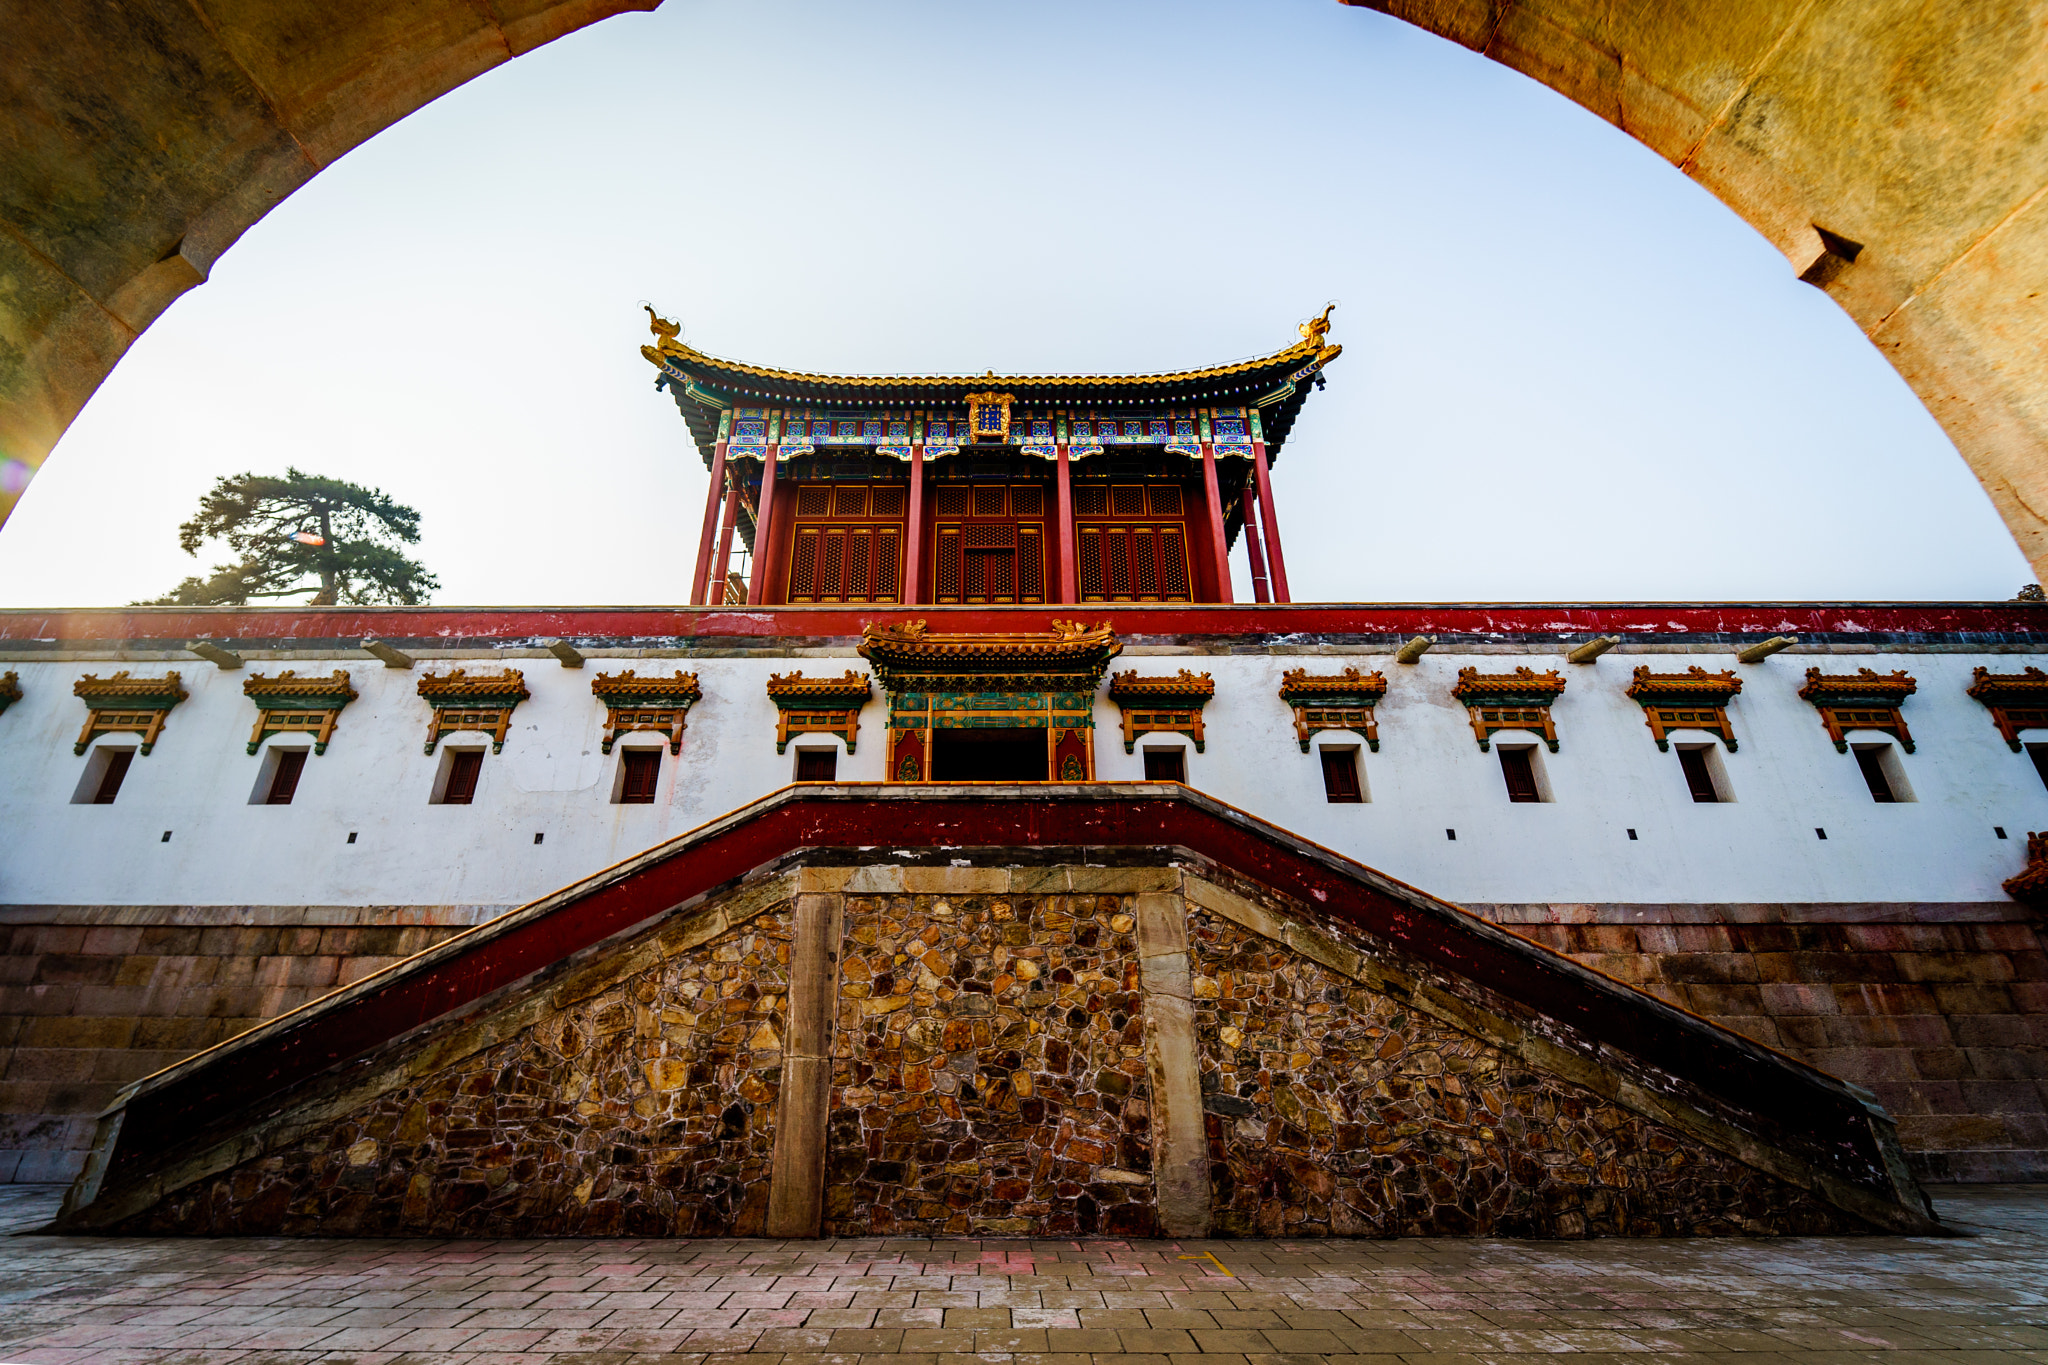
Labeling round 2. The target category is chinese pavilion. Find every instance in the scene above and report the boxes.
[640,306,1339,608]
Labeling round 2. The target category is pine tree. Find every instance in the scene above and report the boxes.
[141,468,440,606]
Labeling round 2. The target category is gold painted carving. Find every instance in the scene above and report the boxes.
[417,668,531,754]
[591,670,702,755]
[1299,303,1336,349]
[767,670,871,754]
[1107,669,1215,754]
[242,670,358,755]
[859,620,1121,694]
[1277,666,1388,753]
[1451,666,1566,752]
[1797,668,1918,753]
[1624,666,1743,752]
[1968,666,2048,751]
[72,671,188,755]
[964,391,1017,442]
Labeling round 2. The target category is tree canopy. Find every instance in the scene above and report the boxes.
[141,468,440,606]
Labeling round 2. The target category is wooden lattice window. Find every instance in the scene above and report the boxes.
[872,486,907,516]
[1074,485,1108,516]
[973,486,1007,516]
[783,480,906,603]
[935,486,971,516]
[1076,526,1191,602]
[929,485,1048,605]
[796,485,831,516]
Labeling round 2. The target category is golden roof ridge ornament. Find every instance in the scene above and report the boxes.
[1299,302,1336,349]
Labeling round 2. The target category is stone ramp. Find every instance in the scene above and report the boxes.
[54,784,1941,1237]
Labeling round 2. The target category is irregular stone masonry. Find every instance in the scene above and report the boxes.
[80,863,1898,1238]
[1188,912,1856,1237]
[118,908,794,1237]
[827,891,1157,1237]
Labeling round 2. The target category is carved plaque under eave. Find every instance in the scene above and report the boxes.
[1107,669,1215,754]
[1450,667,1566,752]
[591,671,702,755]
[1968,666,2048,751]
[1797,668,1917,753]
[242,670,357,755]
[767,670,870,754]
[1624,666,1743,751]
[72,671,188,755]
[1277,666,1387,753]
[417,668,531,755]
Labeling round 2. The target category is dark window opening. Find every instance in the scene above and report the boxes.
[1320,749,1361,803]
[266,750,307,805]
[92,751,133,805]
[1855,747,1897,802]
[442,750,483,805]
[795,749,838,782]
[1677,747,1719,803]
[1500,747,1541,803]
[2028,743,2048,792]
[620,749,660,803]
[930,727,1047,782]
[1144,749,1187,783]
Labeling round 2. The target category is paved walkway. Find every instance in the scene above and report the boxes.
[0,1186,2042,1364]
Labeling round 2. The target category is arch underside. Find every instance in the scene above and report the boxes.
[4,0,2045,581]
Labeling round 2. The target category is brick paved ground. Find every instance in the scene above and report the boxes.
[0,1185,2042,1364]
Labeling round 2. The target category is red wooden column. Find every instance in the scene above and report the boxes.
[1055,443,1077,604]
[745,443,781,606]
[1251,439,1290,603]
[1242,484,1271,603]
[711,481,740,605]
[902,443,926,605]
[1198,444,1234,605]
[689,437,729,605]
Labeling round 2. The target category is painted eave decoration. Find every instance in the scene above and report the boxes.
[590,670,704,709]
[765,670,871,709]
[639,309,1342,472]
[72,670,189,755]
[416,668,531,755]
[1277,665,1389,706]
[1451,667,1567,753]
[1106,669,1217,706]
[1968,666,2048,751]
[1624,665,1744,752]
[241,670,359,756]
[858,619,1123,694]
[1798,668,1919,753]
[0,670,18,716]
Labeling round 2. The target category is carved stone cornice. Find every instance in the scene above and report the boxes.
[858,619,1122,694]
[242,670,358,755]
[1107,669,1215,754]
[1625,666,1743,751]
[1276,666,1387,752]
[1968,666,2048,750]
[591,670,701,755]
[417,668,530,754]
[72,671,188,755]
[1798,668,1918,753]
[767,671,870,754]
[1451,667,1566,752]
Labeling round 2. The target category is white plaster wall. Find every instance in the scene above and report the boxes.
[2,647,2044,908]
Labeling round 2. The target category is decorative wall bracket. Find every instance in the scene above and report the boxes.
[1277,665,1387,753]
[0,671,18,718]
[1624,666,1743,751]
[1451,667,1566,752]
[1968,666,2048,751]
[2006,831,2048,906]
[72,671,187,755]
[1107,669,1215,753]
[417,669,531,754]
[242,670,358,755]
[591,671,702,754]
[1797,668,1917,752]
[767,670,871,753]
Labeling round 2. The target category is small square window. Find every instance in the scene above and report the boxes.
[2027,742,2048,792]
[1320,748,1362,803]
[1143,748,1186,783]
[795,749,837,782]
[619,749,661,803]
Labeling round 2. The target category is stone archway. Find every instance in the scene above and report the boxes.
[5,0,2045,578]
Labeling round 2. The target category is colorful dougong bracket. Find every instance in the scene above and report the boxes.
[1451,667,1566,752]
[767,670,871,754]
[1798,668,1917,753]
[417,669,531,755]
[1107,669,1215,754]
[1277,665,1387,753]
[72,671,187,755]
[591,671,702,755]
[242,670,358,755]
[1624,666,1743,752]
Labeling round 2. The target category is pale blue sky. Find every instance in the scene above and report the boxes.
[0,0,2028,606]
